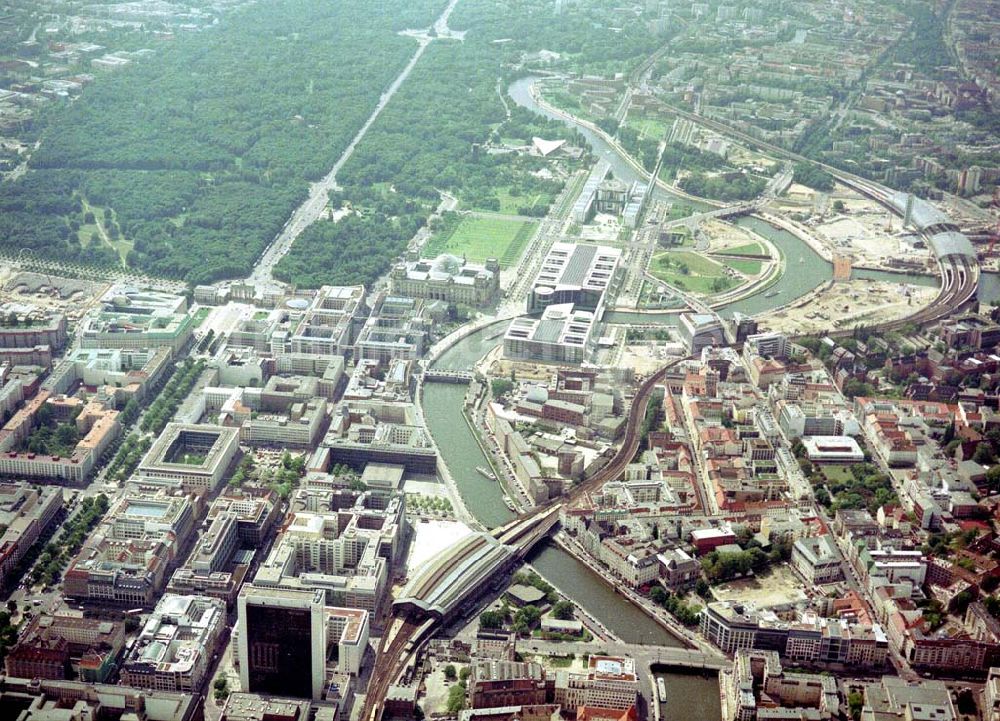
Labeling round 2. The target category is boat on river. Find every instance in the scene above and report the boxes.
[657,677,667,703]
[764,289,781,298]
[476,466,496,480]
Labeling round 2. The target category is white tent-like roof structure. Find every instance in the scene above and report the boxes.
[532,136,566,156]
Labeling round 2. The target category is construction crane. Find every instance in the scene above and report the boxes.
[981,219,1000,258]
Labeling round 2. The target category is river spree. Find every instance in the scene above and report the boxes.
[654,667,722,721]
[423,327,682,646]
[509,76,950,322]
[420,76,976,651]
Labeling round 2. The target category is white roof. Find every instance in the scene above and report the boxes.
[532,137,566,156]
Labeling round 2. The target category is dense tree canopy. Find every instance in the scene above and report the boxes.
[0,0,450,282]
[4,0,659,287]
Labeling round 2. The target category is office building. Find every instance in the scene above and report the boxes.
[167,491,279,605]
[720,650,839,721]
[744,332,789,360]
[237,585,328,701]
[0,677,199,721]
[678,313,726,355]
[240,398,327,448]
[288,285,366,357]
[699,601,889,669]
[5,614,124,683]
[64,488,196,606]
[527,242,621,314]
[790,535,843,585]
[594,178,629,215]
[354,293,435,366]
[252,489,404,612]
[137,423,240,491]
[325,606,369,676]
[220,694,311,721]
[800,435,865,463]
[51,346,173,401]
[0,313,67,350]
[572,162,609,223]
[120,594,226,692]
[504,304,599,365]
[985,667,1000,721]
[554,656,638,713]
[321,401,436,475]
[470,659,550,709]
[79,309,193,353]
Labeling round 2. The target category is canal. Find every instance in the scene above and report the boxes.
[529,544,685,647]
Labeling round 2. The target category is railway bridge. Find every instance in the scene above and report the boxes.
[362,506,562,720]
[361,359,683,720]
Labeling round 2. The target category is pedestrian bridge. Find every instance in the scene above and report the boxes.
[661,200,759,232]
[423,369,475,383]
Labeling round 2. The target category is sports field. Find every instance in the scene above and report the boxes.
[422,214,537,268]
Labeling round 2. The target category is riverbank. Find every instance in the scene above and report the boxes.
[529,80,723,210]
[424,328,687,645]
[554,532,699,650]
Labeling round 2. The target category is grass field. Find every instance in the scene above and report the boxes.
[649,250,739,295]
[78,199,133,265]
[727,241,766,256]
[667,205,694,222]
[422,214,537,268]
[465,187,553,216]
[191,307,211,328]
[540,88,597,122]
[818,464,854,483]
[726,258,763,275]
[630,116,670,141]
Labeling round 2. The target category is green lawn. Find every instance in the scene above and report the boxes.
[77,223,102,246]
[422,214,537,268]
[727,258,763,275]
[540,88,596,122]
[109,234,134,265]
[191,307,211,328]
[818,464,854,483]
[465,187,553,216]
[666,204,694,222]
[662,250,724,275]
[727,241,766,256]
[79,198,132,265]
[176,453,207,466]
[649,250,739,295]
[630,116,670,141]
